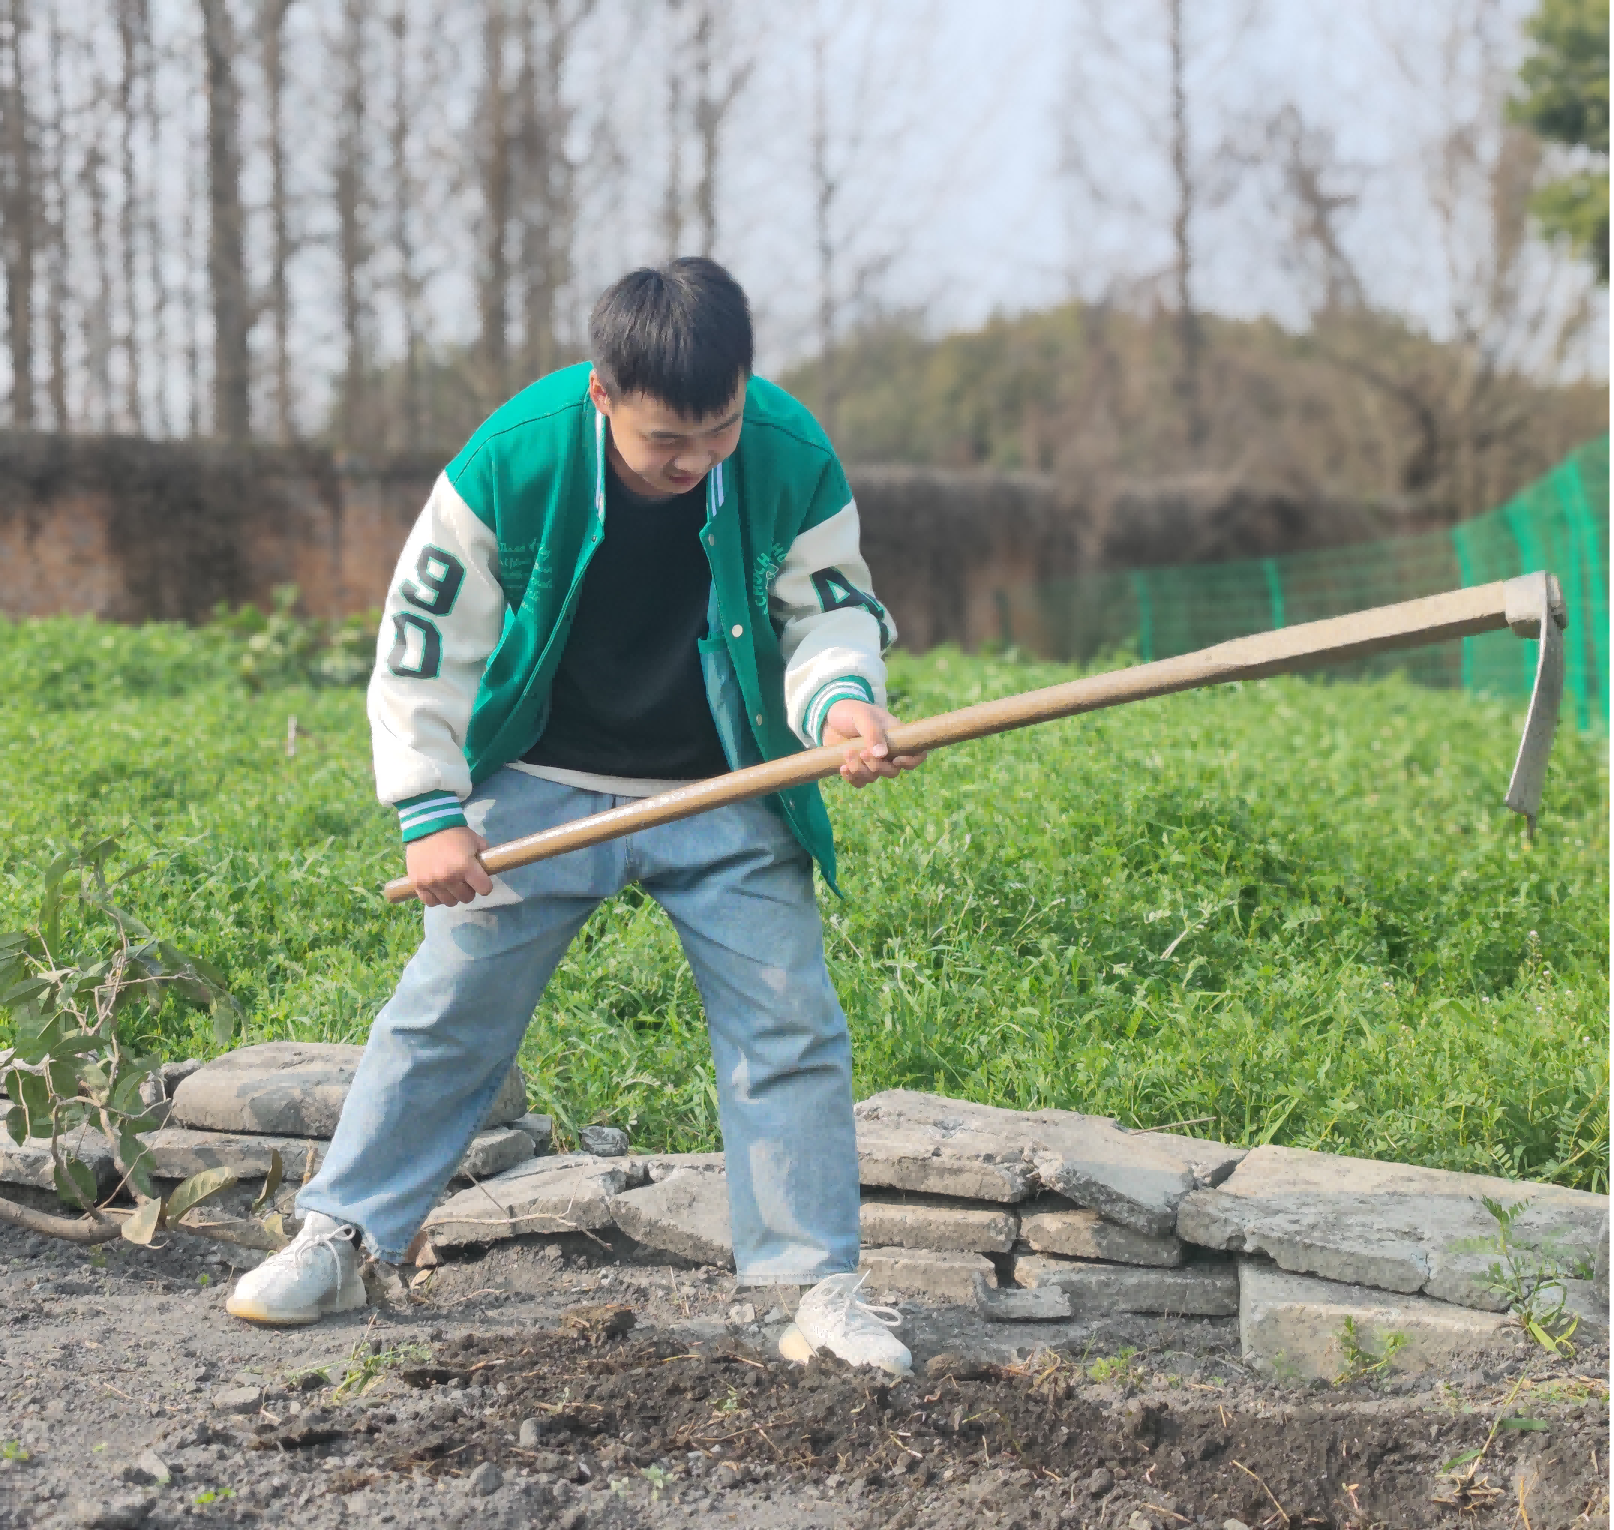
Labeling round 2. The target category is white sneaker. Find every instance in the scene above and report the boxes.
[225,1212,367,1326]
[778,1272,912,1376]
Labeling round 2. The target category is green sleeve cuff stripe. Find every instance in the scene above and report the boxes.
[400,805,469,843]
[398,793,461,822]
[806,676,875,744]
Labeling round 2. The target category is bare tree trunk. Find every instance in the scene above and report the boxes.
[1166,0,1203,449]
[116,0,146,434]
[335,0,368,445]
[691,0,750,259]
[143,7,171,436]
[86,138,115,432]
[0,0,35,429]
[662,0,684,260]
[809,29,837,439]
[479,0,511,404]
[389,0,419,447]
[43,5,66,430]
[184,93,203,437]
[515,0,587,383]
[200,0,251,440]
[262,0,295,443]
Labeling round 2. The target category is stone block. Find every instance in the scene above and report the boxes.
[973,1271,1073,1323]
[0,1127,119,1198]
[1238,1264,1525,1381]
[609,1169,734,1267]
[578,1124,629,1156]
[859,1191,1019,1253]
[135,1127,323,1183]
[510,1113,554,1153]
[1018,1194,1183,1266]
[636,1151,726,1182]
[858,1246,996,1303]
[1561,1278,1609,1337]
[1594,1212,1609,1308]
[424,1154,640,1248]
[452,1126,536,1184]
[854,1090,1244,1233]
[169,1042,527,1138]
[1015,1254,1238,1316]
[1177,1143,1609,1311]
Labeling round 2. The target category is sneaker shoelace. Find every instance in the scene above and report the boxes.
[281,1221,356,1281]
[833,1273,903,1332]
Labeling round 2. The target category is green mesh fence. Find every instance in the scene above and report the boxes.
[1005,436,1609,730]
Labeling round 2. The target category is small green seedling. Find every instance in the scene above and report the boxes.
[1334,1316,1407,1383]
[193,1488,235,1505]
[1,1441,28,1462]
[1475,1197,1580,1356]
[642,1464,669,1502]
[331,1338,433,1401]
[1086,1346,1140,1384]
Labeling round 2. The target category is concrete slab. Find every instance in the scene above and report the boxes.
[1177,1143,1609,1312]
[509,1114,553,1154]
[1015,1254,1239,1316]
[452,1127,536,1184]
[1560,1278,1609,1338]
[424,1153,641,1248]
[632,1152,727,1183]
[859,1191,1019,1254]
[169,1043,527,1138]
[1594,1212,1609,1308]
[973,1272,1072,1322]
[609,1169,733,1268]
[1018,1195,1183,1266]
[858,1246,997,1302]
[1239,1263,1526,1381]
[854,1090,1244,1234]
[0,1127,119,1198]
[136,1127,323,1183]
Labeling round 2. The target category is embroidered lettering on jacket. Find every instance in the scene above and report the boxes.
[752,541,790,613]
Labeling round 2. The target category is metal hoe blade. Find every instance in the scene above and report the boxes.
[1501,571,1567,837]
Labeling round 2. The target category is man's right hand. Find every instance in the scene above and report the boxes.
[405,825,493,908]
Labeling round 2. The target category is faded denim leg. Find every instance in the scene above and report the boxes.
[298,772,623,1261]
[637,800,861,1285]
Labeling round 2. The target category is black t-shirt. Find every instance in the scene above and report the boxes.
[521,464,730,781]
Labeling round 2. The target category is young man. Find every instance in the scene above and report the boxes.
[226,259,923,1373]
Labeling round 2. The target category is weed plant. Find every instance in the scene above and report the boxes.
[0,619,1606,1190]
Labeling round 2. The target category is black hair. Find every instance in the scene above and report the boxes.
[589,257,753,417]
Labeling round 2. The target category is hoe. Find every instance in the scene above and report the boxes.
[384,571,1567,904]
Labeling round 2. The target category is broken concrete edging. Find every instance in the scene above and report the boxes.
[1237,1263,1527,1381]
[424,1154,642,1249]
[168,1042,527,1138]
[1177,1143,1607,1313]
[854,1090,1245,1234]
[1014,1254,1239,1316]
[609,1170,734,1268]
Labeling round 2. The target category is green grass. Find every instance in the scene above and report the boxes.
[0,616,1606,1190]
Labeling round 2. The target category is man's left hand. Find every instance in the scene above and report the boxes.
[821,699,927,787]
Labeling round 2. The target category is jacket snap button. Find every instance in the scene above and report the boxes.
[731,624,743,638]
[754,714,764,726]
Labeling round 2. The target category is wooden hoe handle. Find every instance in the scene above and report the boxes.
[382,575,1564,904]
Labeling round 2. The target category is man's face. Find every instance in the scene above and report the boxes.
[588,372,746,498]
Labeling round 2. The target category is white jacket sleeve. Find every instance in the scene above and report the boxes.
[367,472,504,840]
[773,497,897,746]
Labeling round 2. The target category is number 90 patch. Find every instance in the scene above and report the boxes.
[387,545,465,678]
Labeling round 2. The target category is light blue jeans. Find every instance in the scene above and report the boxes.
[298,768,861,1281]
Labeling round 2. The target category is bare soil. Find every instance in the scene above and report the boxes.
[0,1216,1606,1530]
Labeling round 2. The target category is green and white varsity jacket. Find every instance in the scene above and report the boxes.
[367,362,895,888]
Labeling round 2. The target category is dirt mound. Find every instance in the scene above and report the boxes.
[238,1322,1609,1529]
